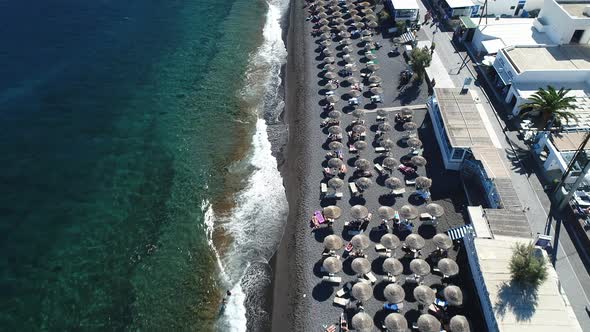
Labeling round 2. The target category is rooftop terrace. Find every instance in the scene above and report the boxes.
[504,45,590,73]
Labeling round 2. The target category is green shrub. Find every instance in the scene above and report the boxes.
[509,243,548,287]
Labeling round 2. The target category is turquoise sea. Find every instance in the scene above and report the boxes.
[0,0,288,330]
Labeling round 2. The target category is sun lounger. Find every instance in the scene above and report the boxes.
[348,144,357,153]
[321,183,328,195]
[376,115,386,121]
[323,276,342,284]
[315,211,326,225]
[412,148,424,156]
[349,182,359,196]
[375,244,386,252]
[385,274,396,283]
[336,282,352,297]
[420,213,433,220]
[375,146,386,153]
[325,192,343,199]
[333,297,350,307]
[374,164,386,176]
[391,188,406,196]
[365,272,377,284]
[405,178,416,186]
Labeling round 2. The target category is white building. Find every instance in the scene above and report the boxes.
[535,0,590,44]
[482,0,544,17]
[471,18,553,55]
[387,0,420,21]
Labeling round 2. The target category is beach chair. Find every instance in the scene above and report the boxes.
[412,148,424,156]
[349,182,359,196]
[376,115,386,121]
[420,213,433,220]
[348,144,357,153]
[336,282,352,297]
[325,192,343,199]
[391,188,406,196]
[375,146,386,153]
[374,164,386,176]
[405,178,416,186]
[365,272,377,284]
[321,183,328,196]
[322,276,342,284]
[333,297,349,307]
[385,274,396,283]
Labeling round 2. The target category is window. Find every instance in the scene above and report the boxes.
[452,148,465,160]
[510,6,515,9]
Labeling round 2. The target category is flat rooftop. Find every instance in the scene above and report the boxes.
[559,2,590,17]
[551,131,588,151]
[504,45,590,73]
[473,235,583,332]
[390,0,419,10]
[477,18,552,50]
[434,88,494,148]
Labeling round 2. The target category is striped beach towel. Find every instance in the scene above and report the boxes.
[447,224,473,241]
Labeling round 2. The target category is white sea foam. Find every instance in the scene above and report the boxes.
[213,0,289,330]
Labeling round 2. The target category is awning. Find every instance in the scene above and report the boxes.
[481,39,505,55]
[459,16,477,29]
[445,0,474,8]
[390,0,419,10]
[492,58,512,85]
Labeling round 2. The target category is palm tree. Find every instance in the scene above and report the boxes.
[519,86,577,129]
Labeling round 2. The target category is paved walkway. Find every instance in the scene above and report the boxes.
[415,0,590,329]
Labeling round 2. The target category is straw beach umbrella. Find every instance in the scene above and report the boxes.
[351,312,373,331]
[367,20,379,28]
[370,87,384,95]
[328,158,343,169]
[345,76,359,84]
[433,233,453,250]
[328,177,344,189]
[384,177,403,189]
[413,285,436,306]
[324,63,337,71]
[417,314,441,332]
[355,177,372,190]
[323,56,335,64]
[329,141,344,151]
[348,89,362,97]
[334,17,345,24]
[415,177,432,190]
[368,75,382,83]
[378,206,395,220]
[365,13,377,21]
[321,32,332,40]
[328,126,342,135]
[318,12,328,18]
[406,137,423,148]
[342,45,353,54]
[352,124,366,133]
[405,233,425,250]
[353,21,365,29]
[352,14,363,21]
[380,139,395,150]
[352,109,365,118]
[324,71,337,79]
[323,256,343,273]
[343,55,356,63]
[401,108,413,117]
[410,259,431,277]
[444,286,463,306]
[324,82,337,90]
[351,257,371,275]
[336,24,348,31]
[318,18,330,25]
[403,121,418,131]
[378,122,392,132]
[340,38,352,45]
[339,31,351,38]
[362,29,373,36]
[353,140,368,151]
[323,205,342,219]
[400,205,419,220]
[351,234,370,250]
[449,315,471,332]
[327,95,340,103]
[319,25,331,32]
[426,203,444,217]
[367,63,380,71]
[438,258,459,277]
[384,283,405,303]
[384,313,408,332]
[351,205,369,219]
[365,53,377,60]
[383,258,403,275]
[352,282,373,302]
[411,155,427,167]
[382,157,400,169]
[381,234,400,249]
[323,234,344,250]
[355,158,371,171]
[328,110,341,119]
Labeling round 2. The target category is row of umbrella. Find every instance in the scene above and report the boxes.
[321,203,443,221]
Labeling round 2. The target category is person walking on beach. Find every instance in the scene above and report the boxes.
[222,290,232,304]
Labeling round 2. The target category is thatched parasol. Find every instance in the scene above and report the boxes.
[413,285,436,306]
[321,32,332,40]
[403,121,418,131]
[399,205,419,220]
[340,38,352,45]
[401,108,413,116]
[378,206,395,220]
[329,141,344,151]
[348,89,362,97]
[354,140,368,151]
[411,155,427,167]
[328,158,343,169]
[367,63,380,71]
[361,35,373,42]
[323,205,342,219]
[405,234,425,251]
[332,10,343,17]
[438,258,459,277]
[367,20,379,29]
[433,233,452,250]
[320,40,332,47]
[328,110,341,119]
[328,177,344,189]
[449,315,470,332]
[355,177,372,190]
[323,56,335,64]
[324,63,337,71]
[380,139,395,150]
[382,157,400,169]
[378,122,392,132]
[384,313,408,332]
[444,286,463,306]
[355,158,371,171]
[352,282,373,301]
[370,87,384,95]
[324,71,337,79]
[339,31,351,38]
[410,259,431,276]
[345,76,359,84]
[344,55,356,63]
[352,109,365,118]
[415,176,432,190]
[328,125,342,135]
[319,25,331,32]
[352,124,366,133]
[342,45,353,54]
[383,257,403,275]
[384,283,405,303]
[368,75,382,83]
[417,314,441,332]
[364,13,377,20]
[324,82,337,90]
[353,21,364,29]
[426,203,444,217]
[380,234,401,250]
[319,18,330,25]
[351,205,369,219]
[326,95,340,103]
[334,17,345,24]
[323,234,344,250]
[351,234,370,251]
[318,12,328,18]
[406,137,423,148]
[351,312,373,331]
[358,1,371,7]
[352,15,363,21]
[323,256,343,273]
[351,257,371,275]
[377,109,388,116]
[384,177,403,189]
[336,24,347,31]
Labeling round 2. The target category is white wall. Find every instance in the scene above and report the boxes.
[484,0,522,16]
[537,0,590,44]
[524,0,544,12]
[518,70,590,83]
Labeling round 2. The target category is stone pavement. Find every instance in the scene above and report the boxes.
[414,0,590,329]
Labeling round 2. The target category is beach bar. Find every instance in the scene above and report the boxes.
[441,0,478,18]
[387,0,420,22]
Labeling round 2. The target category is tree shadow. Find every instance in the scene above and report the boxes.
[395,79,422,105]
[493,281,539,322]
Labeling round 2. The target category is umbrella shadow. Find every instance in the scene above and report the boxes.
[408,194,425,206]
[373,309,389,328]
[314,225,334,242]
[373,281,389,301]
[313,282,336,302]
[378,194,396,206]
[404,309,421,323]
[369,226,387,243]
[418,224,436,239]
[313,259,326,278]
[372,256,386,275]
[400,256,413,275]
[348,196,366,206]
[370,124,379,132]
[494,281,539,322]
[342,256,356,275]
[364,103,378,110]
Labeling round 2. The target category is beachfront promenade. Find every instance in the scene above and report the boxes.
[284,0,485,330]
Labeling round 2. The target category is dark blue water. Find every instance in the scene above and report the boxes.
[0,0,266,330]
